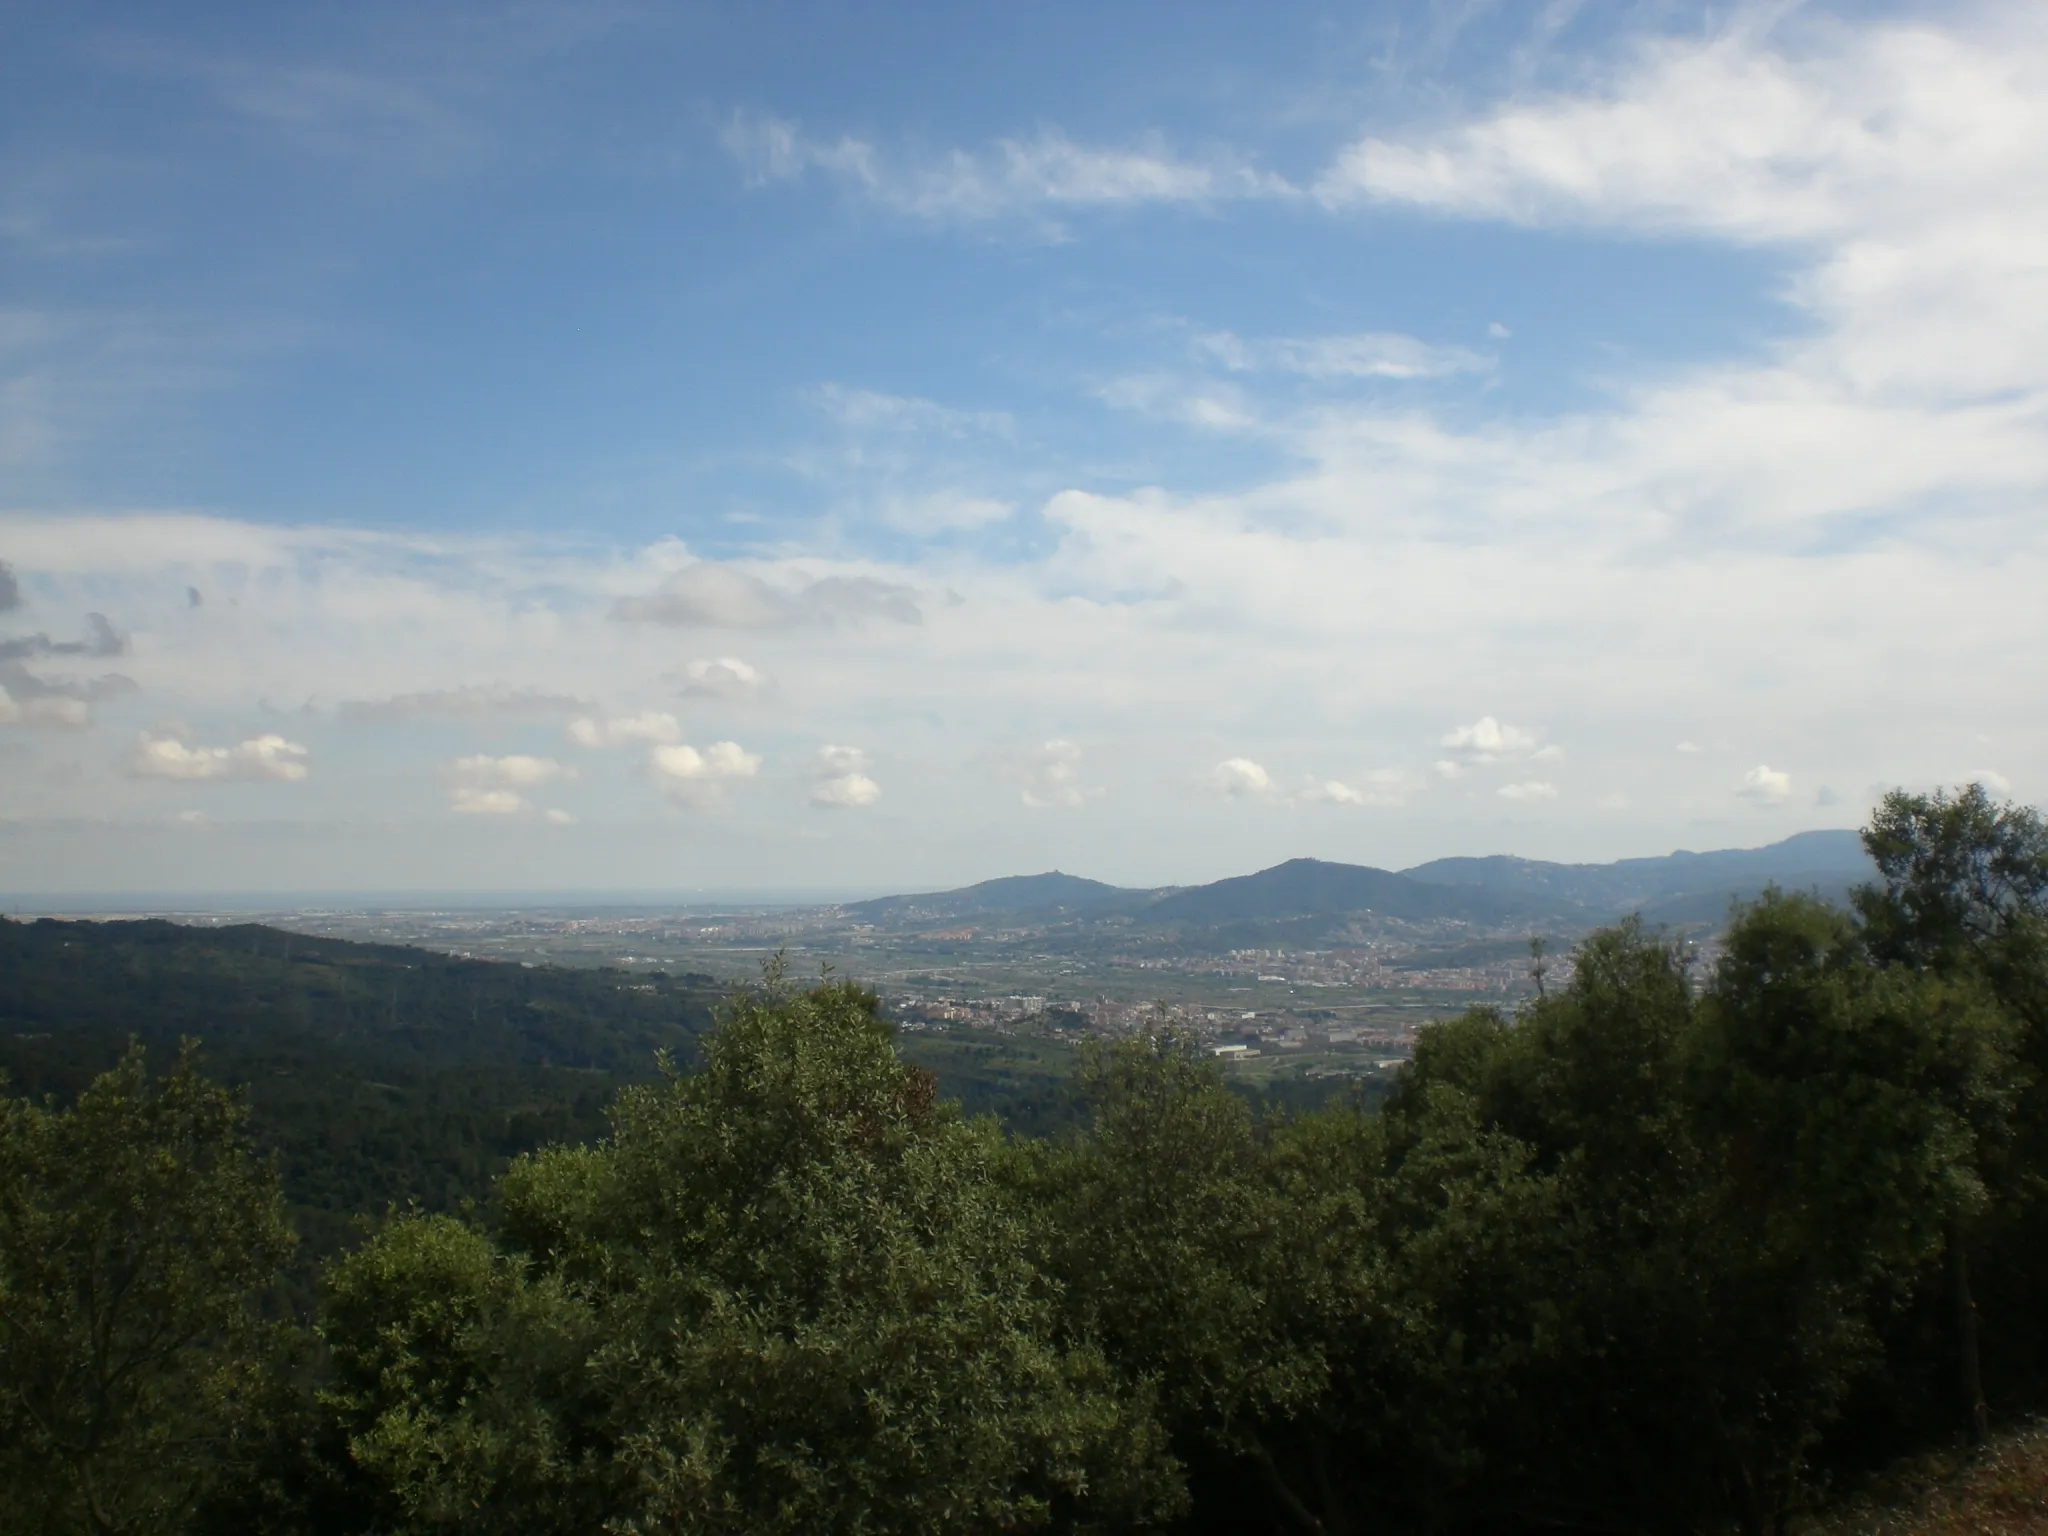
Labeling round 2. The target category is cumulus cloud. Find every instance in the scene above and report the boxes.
[1211,757,1272,797]
[0,685,88,728]
[130,732,311,782]
[338,685,588,724]
[1019,739,1102,810]
[676,656,772,700]
[1738,765,1793,805]
[1964,769,2014,796]
[567,711,682,749]
[1304,769,1412,807]
[722,112,1293,222]
[649,739,761,807]
[1497,781,1559,802]
[810,744,881,808]
[1441,716,1544,762]
[612,562,920,629]
[444,753,575,815]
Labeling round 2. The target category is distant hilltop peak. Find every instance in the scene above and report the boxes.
[847,830,1874,936]
[844,870,1160,923]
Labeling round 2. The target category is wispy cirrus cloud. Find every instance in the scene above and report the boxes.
[1196,329,1492,382]
[812,384,1014,440]
[721,111,1295,223]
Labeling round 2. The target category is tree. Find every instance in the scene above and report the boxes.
[0,1044,295,1535]
[324,976,1180,1533]
[1854,783,2048,1436]
[1857,783,2048,983]
[1038,1032,1386,1534]
[1696,891,2014,1507]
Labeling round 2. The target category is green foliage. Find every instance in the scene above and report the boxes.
[0,1044,295,1534]
[0,917,717,1274]
[321,978,1181,1534]
[1857,784,2048,981]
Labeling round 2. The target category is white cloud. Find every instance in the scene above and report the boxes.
[1304,769,1411,807]
[1315,23,2043,242]
[808,744,881,809]
[1441,716,1544,762]
[129,732,310,782]
[1199,329,1492,381]
[1738,764,1793,805]
[722,112,1294,222]
[650,739,762,808]
[1019,738,1101,810]
[1211,757,1272,797]
[1312,15,2048,516]
[1497,781,1559,802]
[677,656,771,700]
[612,562,794,628]
[1964,768,2013,795]
[1432,760,1464,781]
[0,685,89,728]
[613,562,920,629]
[567,711,682,749]
[450,787,524,815]
[1676,741,1702,754]
[443,754,574,815]
[448,754,571,788]
[543,807,576,825]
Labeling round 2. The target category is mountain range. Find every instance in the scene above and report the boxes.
[844,830,1876,939]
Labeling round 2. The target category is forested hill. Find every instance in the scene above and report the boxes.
[0,917,723,1264]
[0,915,717,1072]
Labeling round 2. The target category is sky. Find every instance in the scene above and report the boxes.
[1,0,2043,898]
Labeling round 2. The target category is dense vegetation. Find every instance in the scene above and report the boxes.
[0,920,721,1265]
[4,785,2046,1534]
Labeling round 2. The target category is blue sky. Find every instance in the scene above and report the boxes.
[2,0,2043,895]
